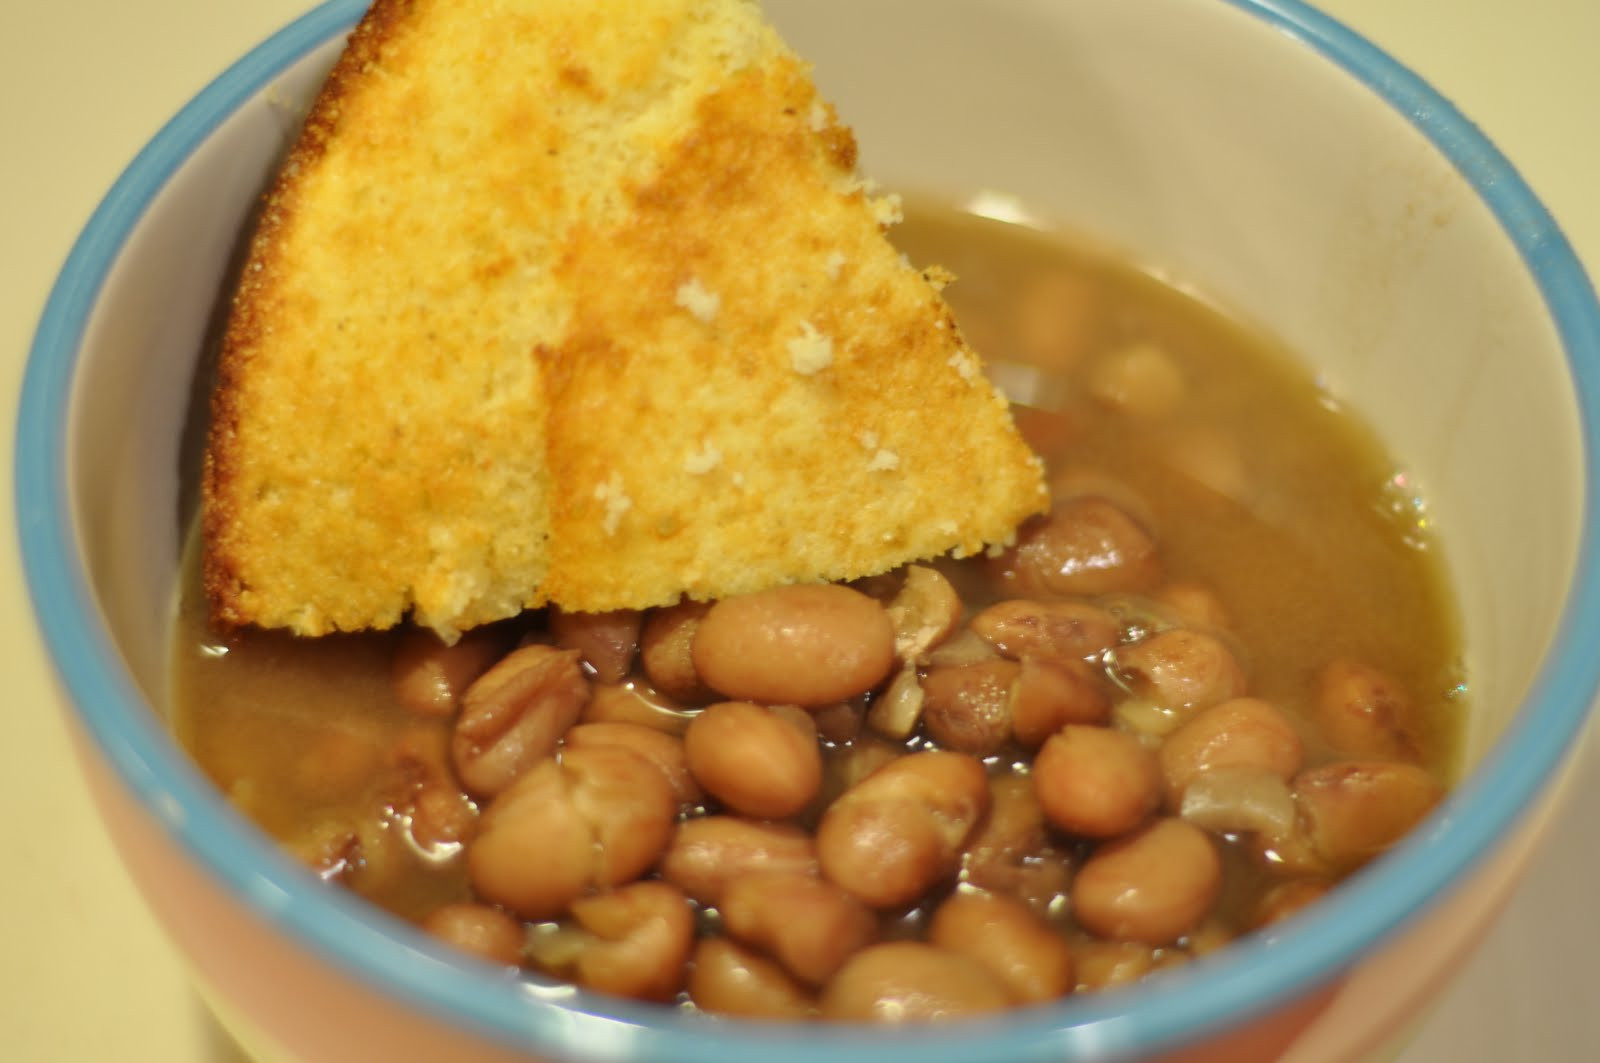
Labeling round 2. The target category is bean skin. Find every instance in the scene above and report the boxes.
[659,817,818,905]
[421,902,525,968]
[886,565,964,664]
[689,938,816,1020]
[817,751,989,908]
[1072,818,1222,946]
[720,871,878,986]
[692,585,896,706]
[820,942,1013,1023]
[1034,724,1162,839]
[683,702,822,819]
[929,890,1073,1004]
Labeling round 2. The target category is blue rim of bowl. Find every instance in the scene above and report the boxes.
[16,1,1600,1060]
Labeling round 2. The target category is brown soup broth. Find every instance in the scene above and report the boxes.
[171,203,1464,990]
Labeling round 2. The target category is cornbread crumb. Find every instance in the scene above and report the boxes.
[867,448,900,472]
[788,321,834,375]
[823,250,847,279]
[948,349,981,383]
[683,442,723,475]
[872,193,904,228]
[675,278,721,323]
[594,474,632,536]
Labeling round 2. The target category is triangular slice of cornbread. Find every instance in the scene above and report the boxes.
[203,0,1048,640]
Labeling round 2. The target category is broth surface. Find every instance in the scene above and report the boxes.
[172,203,1464,1009]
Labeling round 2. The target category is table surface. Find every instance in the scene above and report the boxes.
[4,2,1598,1059]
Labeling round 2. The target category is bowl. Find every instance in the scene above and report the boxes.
[16,0,1600,1060]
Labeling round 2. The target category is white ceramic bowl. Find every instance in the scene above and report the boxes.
[17,1,1600,1060]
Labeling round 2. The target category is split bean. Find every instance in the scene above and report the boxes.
[720,871,878,986]
[568,881,695,1003]
[929,890,1074,1004]
[658,816,818,905]
[452,645,590,799]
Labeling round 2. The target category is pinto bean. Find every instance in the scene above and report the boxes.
[563,721,701,807]
[405,782,477,853]
[1034,724,1161,839]
[1010,657,1112,746]
[1073,940,1155,992]
[1152,582,1231,633]
[813,699,867,744]
[820,942,1013,1023]
[886,565,963,664]
[920,659,1019,756]
[968,599,1120,664]
[638,601,716,704]
[468,745,676,920]
[817,750,989,908]
[929,890,1073,1004]
[1117,628,1246,715]
[992,496,1162,598]
[1159,697,1304,804]
[684,702,821,819]
[1072,818,1222,946]
[721,872,878,986]
[1088,342,1185,418]
[1294,761,1443,871]
[568,881,695,1003]
[1252,879,1334,930]
[689,938,816,1020]
[961,774,1072,912]
[1313,658,1421,762]
[550,608,642,684]
[580,681,697,735]
[659,817,818,905]
[421,902,525,967]
[693,585,895,706]
[452,645,590,799]
[391,625,509,717]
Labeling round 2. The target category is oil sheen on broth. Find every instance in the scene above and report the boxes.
[171,203,1464,1008]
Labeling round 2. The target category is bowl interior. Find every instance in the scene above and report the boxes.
[22,0,1600,1060]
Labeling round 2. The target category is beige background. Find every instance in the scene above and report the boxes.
[2,1,1596,1059]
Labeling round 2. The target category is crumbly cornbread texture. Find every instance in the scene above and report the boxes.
[202,0,1049,641]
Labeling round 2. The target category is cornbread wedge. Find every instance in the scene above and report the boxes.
[203,0,1049,640]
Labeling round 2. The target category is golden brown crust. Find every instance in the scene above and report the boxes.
[202,0,1047,640]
